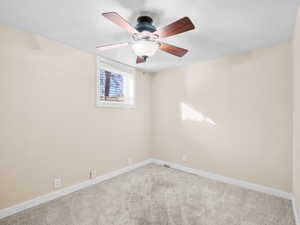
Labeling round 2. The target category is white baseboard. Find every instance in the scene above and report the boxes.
[151,158,293,200]
[152,159,300,224]
[293,197,300,225]
[0,158,296,222]
[0,159,153,219]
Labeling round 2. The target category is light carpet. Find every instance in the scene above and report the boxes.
[0,164,295,225]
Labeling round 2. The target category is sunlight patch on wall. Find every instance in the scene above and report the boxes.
[180,103,216,126]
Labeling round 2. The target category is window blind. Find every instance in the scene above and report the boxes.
[99,70,124,101]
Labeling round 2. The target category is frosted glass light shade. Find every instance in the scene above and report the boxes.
[132,40,159,57]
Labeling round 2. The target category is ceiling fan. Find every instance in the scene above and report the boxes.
[96,12,195,64]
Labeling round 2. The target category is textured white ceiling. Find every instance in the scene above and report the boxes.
[0,0,298,71]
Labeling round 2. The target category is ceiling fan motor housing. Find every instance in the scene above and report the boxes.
[135,16,157,33]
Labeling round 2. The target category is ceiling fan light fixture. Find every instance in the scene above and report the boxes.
[131,40,159,57]
[98,12,195,64]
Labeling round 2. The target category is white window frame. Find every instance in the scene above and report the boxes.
[96,57,136,108]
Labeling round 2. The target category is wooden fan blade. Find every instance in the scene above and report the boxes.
[102,12,138,35]
[96,42,129,51]
[136,56,146,64]
[159,42,188,57]
[154,17,195,39]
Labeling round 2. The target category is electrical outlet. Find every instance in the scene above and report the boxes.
[54,178,62,189]
[89,169,96,179]
[182,154,188,162]
[127,158,133,165]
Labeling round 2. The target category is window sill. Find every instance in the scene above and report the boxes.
[96,101,136,109]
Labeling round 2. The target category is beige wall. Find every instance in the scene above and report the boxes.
[0,22,295,210]
[0,25,151,209]
[293,6,300,223]
[151,44,293,192]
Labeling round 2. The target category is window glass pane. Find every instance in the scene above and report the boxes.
[109,72,123,97]
[99,71,105,97]
[99,70,124,101]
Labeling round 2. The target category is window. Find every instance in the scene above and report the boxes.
[96,58,135,108]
